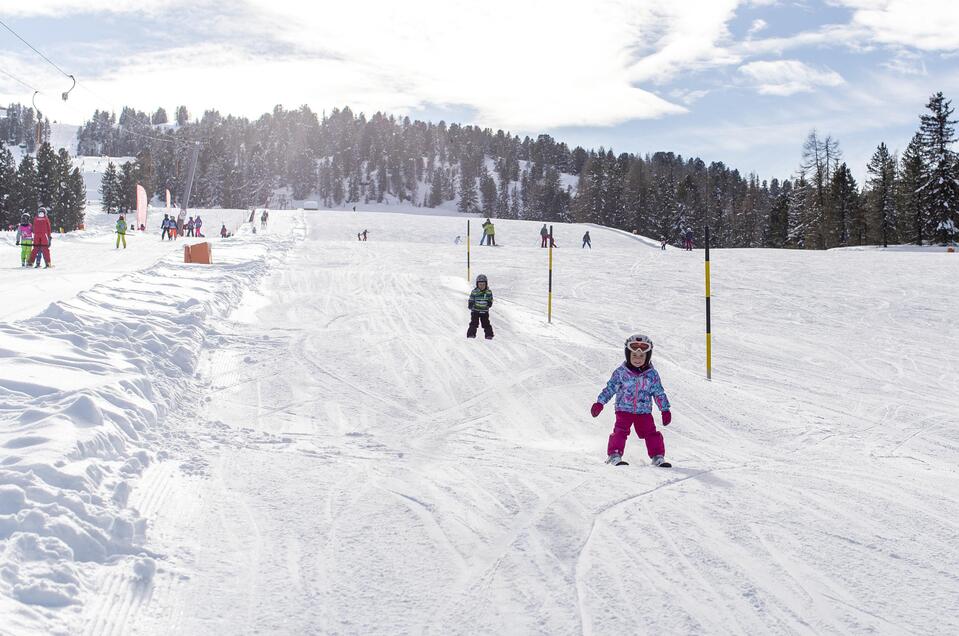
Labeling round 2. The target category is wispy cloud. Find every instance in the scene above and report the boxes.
[834,0,959,51]
[739,59,845,95]
[1,0,188,17]
[747,19,769,37]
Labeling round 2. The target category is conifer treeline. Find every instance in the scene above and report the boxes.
[0,143,86,231]
[83,93,959,247]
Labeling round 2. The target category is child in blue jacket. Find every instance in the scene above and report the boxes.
[590,334,672,466]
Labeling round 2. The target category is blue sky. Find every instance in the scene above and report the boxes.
[2,0,958,184]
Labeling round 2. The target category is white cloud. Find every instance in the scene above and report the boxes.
[0,0,187,16]
[747,19,769,37]
[833,0,959,51]
[883,49,927,75]
[624,1,743,84]
[190,0,704,129]
[739,60,845,95]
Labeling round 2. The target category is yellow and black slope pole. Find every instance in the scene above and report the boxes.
[548,224,554,323]
[467,220,471,282]
[705,224,712,380]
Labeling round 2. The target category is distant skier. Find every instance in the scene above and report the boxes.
[116,214,128,249]
[582,231,591,249]
[362,229,368,241]
[479,219,490,246]
[540,224,549,248]
[161,214,172,241]
[660,235,667,250]
[485,220,496,246]
[186,216,195,237]
[454,235,462,245]
[27,208,52,268]
[260,210,269,228]
[590,334,672,467]
[15,213,32,267]
[194,215,204,237]
[220,223,229,238]
[466,274,494,340]
[684,227,694,251]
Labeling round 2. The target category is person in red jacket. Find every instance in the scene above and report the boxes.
[28,208,52,268]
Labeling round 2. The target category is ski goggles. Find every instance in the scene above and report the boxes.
[627,341,652,353]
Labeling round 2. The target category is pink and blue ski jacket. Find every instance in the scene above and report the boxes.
[597,363,670,415]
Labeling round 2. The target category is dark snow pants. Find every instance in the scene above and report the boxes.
[467,311,493,338]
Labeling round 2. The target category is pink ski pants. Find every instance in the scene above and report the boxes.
[608,411,665,458]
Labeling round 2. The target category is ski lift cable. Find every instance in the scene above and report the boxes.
[0,65,38,92]
[0,18,195,150]
[0,17,72,80]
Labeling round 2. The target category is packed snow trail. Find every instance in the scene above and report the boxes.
[95,211,959,635]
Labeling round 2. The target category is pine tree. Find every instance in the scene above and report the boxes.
[495,173,511,218]
[0,146,16,228]
[15,154,38,217]
[427,169,444,207]
[766,180,791,247]
[457,168,478,214]
[36,142,59,209]
[100,162,120,213]
[898,133,926,245]
[118,161,138,213]
[829,163,859,247]
[918,92,959,243]
[152,107,168,125]
[479,167,496,216]
[176,105,190,126]
[787,175,808,248]
[866,143,897,247]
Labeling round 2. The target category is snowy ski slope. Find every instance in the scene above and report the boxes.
[1,209,958,635]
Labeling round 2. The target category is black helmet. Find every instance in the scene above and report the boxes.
[475,274,488,285]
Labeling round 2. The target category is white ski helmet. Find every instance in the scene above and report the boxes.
[37,207,47,218]
[624,333,653,364]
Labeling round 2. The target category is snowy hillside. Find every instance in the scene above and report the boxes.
[0,210,957,634]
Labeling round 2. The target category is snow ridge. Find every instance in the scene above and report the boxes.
[0,215,303,632]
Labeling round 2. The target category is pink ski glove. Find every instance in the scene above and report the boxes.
[662,411,672,426]
[590,402,604,418]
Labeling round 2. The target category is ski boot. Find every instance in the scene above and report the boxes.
[651,455,672,468]
[606,453,627,466]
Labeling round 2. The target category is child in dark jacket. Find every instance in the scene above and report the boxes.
[590,334,672,466]
[467,274,494,340]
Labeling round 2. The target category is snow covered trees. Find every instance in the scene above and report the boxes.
[66,90,959,248]
[866,144,897,248]
[918,92,959,244]
[100,162,120,214]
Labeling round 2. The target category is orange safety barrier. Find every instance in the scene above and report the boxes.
[184,242,213,264]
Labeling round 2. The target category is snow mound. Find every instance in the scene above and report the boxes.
[0,211,304,631]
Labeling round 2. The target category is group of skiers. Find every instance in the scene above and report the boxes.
[538,224,592,249]
[159,213,205,240]
[465,271,673,467]
[15,208,52,268]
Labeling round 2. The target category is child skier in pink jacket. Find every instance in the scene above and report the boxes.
[590,334,672,467]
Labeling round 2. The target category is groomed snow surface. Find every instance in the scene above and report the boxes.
[1,209,957,635]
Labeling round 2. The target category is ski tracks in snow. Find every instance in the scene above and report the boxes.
[89,212,959,635]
